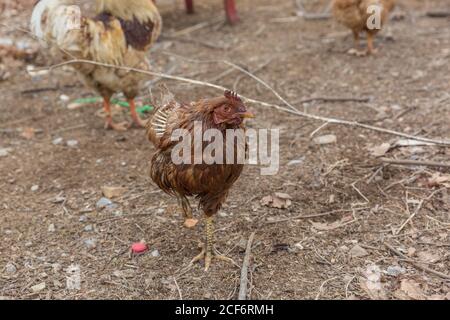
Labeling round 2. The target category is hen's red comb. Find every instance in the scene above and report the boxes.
[224,90,242,103]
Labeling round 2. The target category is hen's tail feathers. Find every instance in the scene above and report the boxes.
[31,0,82,52]
[146,87,179,146]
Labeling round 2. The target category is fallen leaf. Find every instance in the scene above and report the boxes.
[313,134,337,145]
[101,186,126,199]
[261,193,292,209]
[427,173,450,188]
[395,279,426,300]
[21,127,35,140]
[349,245,369,258]
[184,218,199,229]
[368,143,391,157]
[417,251,441,263]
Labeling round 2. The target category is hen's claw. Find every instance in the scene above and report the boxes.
[190,244,235,272]
[131,116,148,128]
[105,120,129,131]
[347,48,367,57]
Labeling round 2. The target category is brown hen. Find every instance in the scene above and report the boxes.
[332,0,396,55]
[147,90,254,271]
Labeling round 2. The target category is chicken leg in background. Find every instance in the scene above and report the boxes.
[332,0,396,56]
[147,90,254,271]
[155,0,239,24]
[31,0,162,130]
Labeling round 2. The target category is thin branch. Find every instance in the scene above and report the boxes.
[394,200,424,235]
[173,276,183,300]
[426,11,450,18]
[238,232,256,301]
[381,158,450,168]
[384,243,450,280]
[266,207,369,224]
[38,59,450,147]
[294,96,372,104]
[315,276,339,300]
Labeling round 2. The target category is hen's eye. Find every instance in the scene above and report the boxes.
[224,106,231,113]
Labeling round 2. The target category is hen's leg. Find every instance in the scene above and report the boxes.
[103,97,129,131]
[224,0,239,24]
[347,31,366,57]
[366,33,378,55]
[129,99,147,128]
[185,0,194,14]
[191,216,235,271]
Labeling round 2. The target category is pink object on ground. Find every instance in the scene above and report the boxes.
[131,242,148,254]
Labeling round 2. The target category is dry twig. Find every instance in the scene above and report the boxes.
[33,58,450,147]
[384,243,450,280]
[381,158,450,168]
[238,232,256,301]
[266,207,368,224]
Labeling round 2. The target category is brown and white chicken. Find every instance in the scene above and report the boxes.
[31,0,162,130]
[332,0,396,56]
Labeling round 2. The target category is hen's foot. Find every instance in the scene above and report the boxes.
[367,47,379,55]
[104,120,130,131]
[347,48,367,57]
[190,244,235,272]
[131,116,148,128]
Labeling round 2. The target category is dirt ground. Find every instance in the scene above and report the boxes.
[1,0,449,300]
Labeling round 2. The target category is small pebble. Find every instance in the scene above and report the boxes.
[84,225,93,232]
[78,215,87,222]
[31,185,39,192]
[52,137,63,145]
[0,148,12,157]
[59,94,70,102]
[151,249,160,257]
[113,211,123,217]
[31,282,46,293]
[84,238,97,249]
[96,197,113,210]
[218,211,228,218]
[66,140,79,148]
[5,262,17,274]
[47,224,55,232]
[386,266,406,277]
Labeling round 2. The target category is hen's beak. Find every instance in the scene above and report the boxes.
[239,112,255,119]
